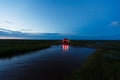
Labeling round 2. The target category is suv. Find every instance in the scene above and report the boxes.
[62,38,69,44]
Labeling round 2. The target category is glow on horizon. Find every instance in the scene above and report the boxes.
[0,36,24,39]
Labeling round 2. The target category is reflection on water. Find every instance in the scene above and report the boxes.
[0,45,96,80]
[62,44,69,52]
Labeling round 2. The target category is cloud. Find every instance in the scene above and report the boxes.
[0,28,81,39]
[0,19,32,33]
[110,21,120,27]
[0,36,24,39]
[0,19,14,25]
[1,28,120,40]
[0,28,13,33]
[0,19,36,33]
[20,29,33,32]
[0,19,14,29]
[4,20,14,25]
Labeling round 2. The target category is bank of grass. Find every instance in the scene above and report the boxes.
[0,39,61,58]
[71,46,120,80]
[70,40,120,50]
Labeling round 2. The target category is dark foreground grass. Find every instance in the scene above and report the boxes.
[0,39,61,58]
[71,41,120,80]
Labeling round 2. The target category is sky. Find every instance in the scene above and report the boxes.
[0,0,120,39]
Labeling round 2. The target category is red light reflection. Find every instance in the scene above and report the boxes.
[62,44,69,52]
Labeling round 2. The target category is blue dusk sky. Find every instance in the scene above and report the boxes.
[0,0,120,39]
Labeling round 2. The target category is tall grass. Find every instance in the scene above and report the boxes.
[71,41,120,80]
[0,39,61,58]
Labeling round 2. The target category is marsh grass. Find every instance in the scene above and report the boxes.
[0,40,120,79]
[71,41,120,80]
[0,39,61,58]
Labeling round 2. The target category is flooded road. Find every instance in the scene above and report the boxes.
[0,45,96,80]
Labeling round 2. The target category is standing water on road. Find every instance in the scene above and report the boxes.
[0,45,96,80]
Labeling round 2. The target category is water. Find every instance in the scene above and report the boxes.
[0,45,96,80]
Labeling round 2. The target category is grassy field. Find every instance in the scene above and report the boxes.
[0,39,61,58]
[71,40,120,80]
[0,39,99,58]
[0,39,120,80]
[0,40,120,57]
